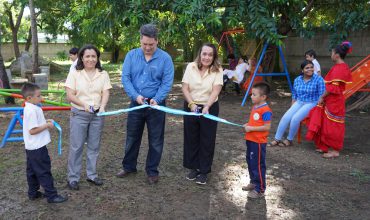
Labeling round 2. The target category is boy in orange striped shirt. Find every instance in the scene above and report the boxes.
[242,82,272,198]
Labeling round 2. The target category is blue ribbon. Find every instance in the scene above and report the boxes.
[98,104,243,127]
[53,121,62,155]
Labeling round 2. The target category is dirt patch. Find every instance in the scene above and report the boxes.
[0,83,369,219]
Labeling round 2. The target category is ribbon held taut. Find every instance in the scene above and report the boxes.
[97,104,243,127]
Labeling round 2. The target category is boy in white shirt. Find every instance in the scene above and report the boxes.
[21,83,67,203]
[305,49,321,75]
[68,47,79,74]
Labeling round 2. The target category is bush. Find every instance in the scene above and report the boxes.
[56,50,68,60]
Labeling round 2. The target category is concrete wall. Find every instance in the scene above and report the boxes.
[1,43,112,61]
[237,27,370,75]
[282,27,370,75]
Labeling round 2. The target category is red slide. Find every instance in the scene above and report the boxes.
[343,55,370,99]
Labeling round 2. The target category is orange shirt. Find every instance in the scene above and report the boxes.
[244,103,272,143]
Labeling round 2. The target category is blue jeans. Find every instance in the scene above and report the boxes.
[122,101,165,177]
[274,100,317,141]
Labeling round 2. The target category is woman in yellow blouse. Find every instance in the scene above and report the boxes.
[182,43,223,185]
[65,44,112,190]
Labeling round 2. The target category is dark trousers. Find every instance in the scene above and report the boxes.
[183,101,219,174]
[222,75,240,94]
[246,140,266,193]
[122,100,166,177]
[26,146,57,200]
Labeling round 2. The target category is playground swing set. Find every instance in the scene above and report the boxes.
[218,28,293,106]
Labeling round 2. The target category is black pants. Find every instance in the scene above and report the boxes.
[122,100,166,177]
[222,75,240,94]
[183,101,219,174]
[26,146,57,200]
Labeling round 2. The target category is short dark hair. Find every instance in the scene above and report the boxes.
[139,24,158,39]
[21,82,40,99]
[252,82,270,97]
[301,60,314,69]
[305,49,317,58]
[69,47,79,55]
[241,55,248,63]
[76,44,102,71]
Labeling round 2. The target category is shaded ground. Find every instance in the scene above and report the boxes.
[0,81,369,219]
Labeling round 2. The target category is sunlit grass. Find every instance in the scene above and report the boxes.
[219,163,298,219]
[51,60,122,81]
[4,62,11,68]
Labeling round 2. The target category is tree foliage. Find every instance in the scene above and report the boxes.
[1,0,369,62]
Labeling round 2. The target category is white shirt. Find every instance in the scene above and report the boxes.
[235,63,249,83]
[69,59,78,74]
[224,62,249,83]
[23,102,51,150]
[312,59,321,75]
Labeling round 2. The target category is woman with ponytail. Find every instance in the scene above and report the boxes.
[306,41,353,158]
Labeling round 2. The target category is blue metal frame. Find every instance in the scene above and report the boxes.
[241,43,293,106]
[0,109,24,148]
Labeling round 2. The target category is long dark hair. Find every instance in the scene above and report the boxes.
[194,43,221,73]
[76,44,103,71]
[333,41,352,59]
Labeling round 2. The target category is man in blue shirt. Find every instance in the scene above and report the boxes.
[116,24,174,185]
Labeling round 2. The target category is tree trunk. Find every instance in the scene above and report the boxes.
[111,29,120,63]
[5,5,24,58]
[0,25,15,104]
[112,46,120,63]
[182,35,192,62]
[11,29,21,59]
[25,26,32,52]
[29,0,39,73]
[261,45,277,73]
[259,45,277,85]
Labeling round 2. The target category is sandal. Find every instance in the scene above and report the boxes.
[278,139,293,147]
[322,151,339,159]
[267,139,281,147]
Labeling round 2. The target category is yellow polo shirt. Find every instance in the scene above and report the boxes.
[65,69,112,110]
[182,62,223,105]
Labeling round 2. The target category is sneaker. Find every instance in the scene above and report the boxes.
[247,190,265,199]
[147,176,159,185]
[186,169,200,181]
[47,195,68,203]
[86,177,104,186]
[195,174,207,185]
[29,191,44,200]
[242,183,255,191]
[67,181,79,190]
